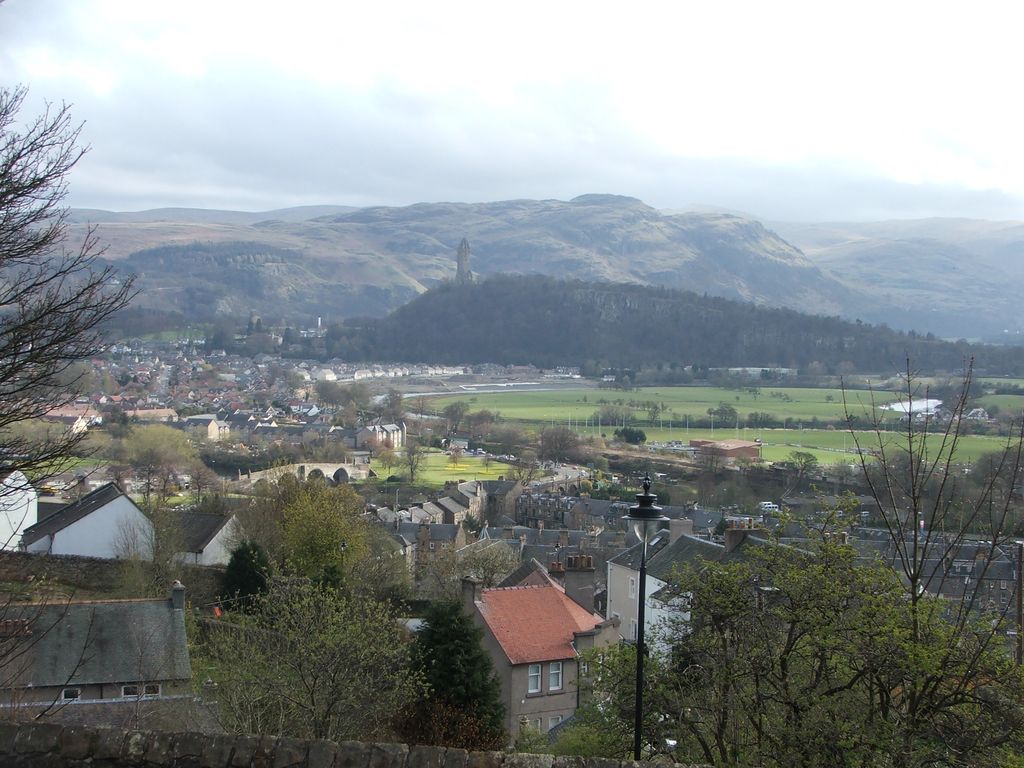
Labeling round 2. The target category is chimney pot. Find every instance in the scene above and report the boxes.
[171,580,186,610]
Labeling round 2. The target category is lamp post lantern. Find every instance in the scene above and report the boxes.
[622,473,668,760]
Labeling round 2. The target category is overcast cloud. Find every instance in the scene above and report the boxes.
[3,0,1024,221]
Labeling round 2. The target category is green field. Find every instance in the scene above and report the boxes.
[975,394,1024,414]
[427,387,1019,466]
[430,386,905,425]
[372,450,512,487]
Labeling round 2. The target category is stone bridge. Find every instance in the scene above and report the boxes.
[238,461,373,486]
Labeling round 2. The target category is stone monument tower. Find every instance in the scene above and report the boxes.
[455,237,473,283]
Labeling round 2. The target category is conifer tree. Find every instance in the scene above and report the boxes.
[221,540,271,610]
[405,601,506,749]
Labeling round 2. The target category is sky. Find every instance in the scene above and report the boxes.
[4,0,1024,221]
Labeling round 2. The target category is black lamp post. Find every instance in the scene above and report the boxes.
[622,473,668,760]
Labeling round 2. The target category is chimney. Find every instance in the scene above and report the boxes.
[724,527,749,553]
[502,527,513,540]
[171,580,186,610]
[563,554,596,611]
[559,528,569,548]
[461,577,480,612]
[669,517,694,544]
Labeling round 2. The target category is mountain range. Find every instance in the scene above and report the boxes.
[71,196,1024,340]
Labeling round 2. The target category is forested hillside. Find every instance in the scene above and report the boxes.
[320,275,1021,373]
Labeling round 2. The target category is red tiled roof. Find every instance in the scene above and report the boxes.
[476,584,603,665]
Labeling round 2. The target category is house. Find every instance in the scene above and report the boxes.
[176,512,243,566]
[463,565,619,739]
[356,422,405,450]
[19,483,152,559]
[0,582,193,720]
[605,518,770,644]
[0,471,38,550]
[181,414,231,442]
[395,521,468,584]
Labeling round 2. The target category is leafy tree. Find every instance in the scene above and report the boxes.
[443,401,470,433]
[221,540,272,610]
[0,86,134,490]
[280,481,365,579]
[404,439,425,482]
[468,408,497,438]
[585,365,1024,767]
[787,450,819,475]
[315,379,345,406]
[613,426,647,444]
[420,541,520,599]
[382,388,405,423]
[844,362,1024,766]
[376,447,397,478]
[538,425,580,462]
[124,424,196,509]
[552,720,630,758]
[508,449,539,484]
[201,581,423,742]
[707,402,738,424]
[344,524,412,603]
[402,601,506,749]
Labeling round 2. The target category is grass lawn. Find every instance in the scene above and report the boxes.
[428,386,906,426]
[372,450,514,488]
[975,394,1024,414]
[424,387,1018,466]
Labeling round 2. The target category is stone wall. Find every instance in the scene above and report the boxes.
[0,722,710,768]
[0,550,224,605]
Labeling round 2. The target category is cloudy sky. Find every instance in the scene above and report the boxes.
[4,0,1024,221]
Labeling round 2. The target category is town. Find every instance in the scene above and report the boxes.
[2,323,1023,767]
[6,4,1024,765]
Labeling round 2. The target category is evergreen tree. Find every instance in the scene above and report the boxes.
[405,601,506,749]
[221,540,271,610]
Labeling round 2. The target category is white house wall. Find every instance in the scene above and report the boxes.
[198,517,240,566]
[0,472,37,550]
[605,559,667,642]
[31,497,153,559]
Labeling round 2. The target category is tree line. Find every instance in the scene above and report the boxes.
[310,275,1024,375]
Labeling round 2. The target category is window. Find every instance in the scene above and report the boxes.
[123,683,161,698]
[61,688,80,701]
[527,663,541,693]
[531,718,542,731]
[548,715,563,730]
[580,660,589,676]
[628,576,637,599]
[549,661,563,691]
[630,619,637,641]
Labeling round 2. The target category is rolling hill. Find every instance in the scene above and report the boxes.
[71,196,1024,340]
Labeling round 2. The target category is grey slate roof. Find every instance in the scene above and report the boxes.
[20,483,131,547]
[396,521,462,542]
[7,597,191,689]
[437,497,467,516]
[177,512,233,553]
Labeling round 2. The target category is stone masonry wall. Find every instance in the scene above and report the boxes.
[0,722,711,768]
